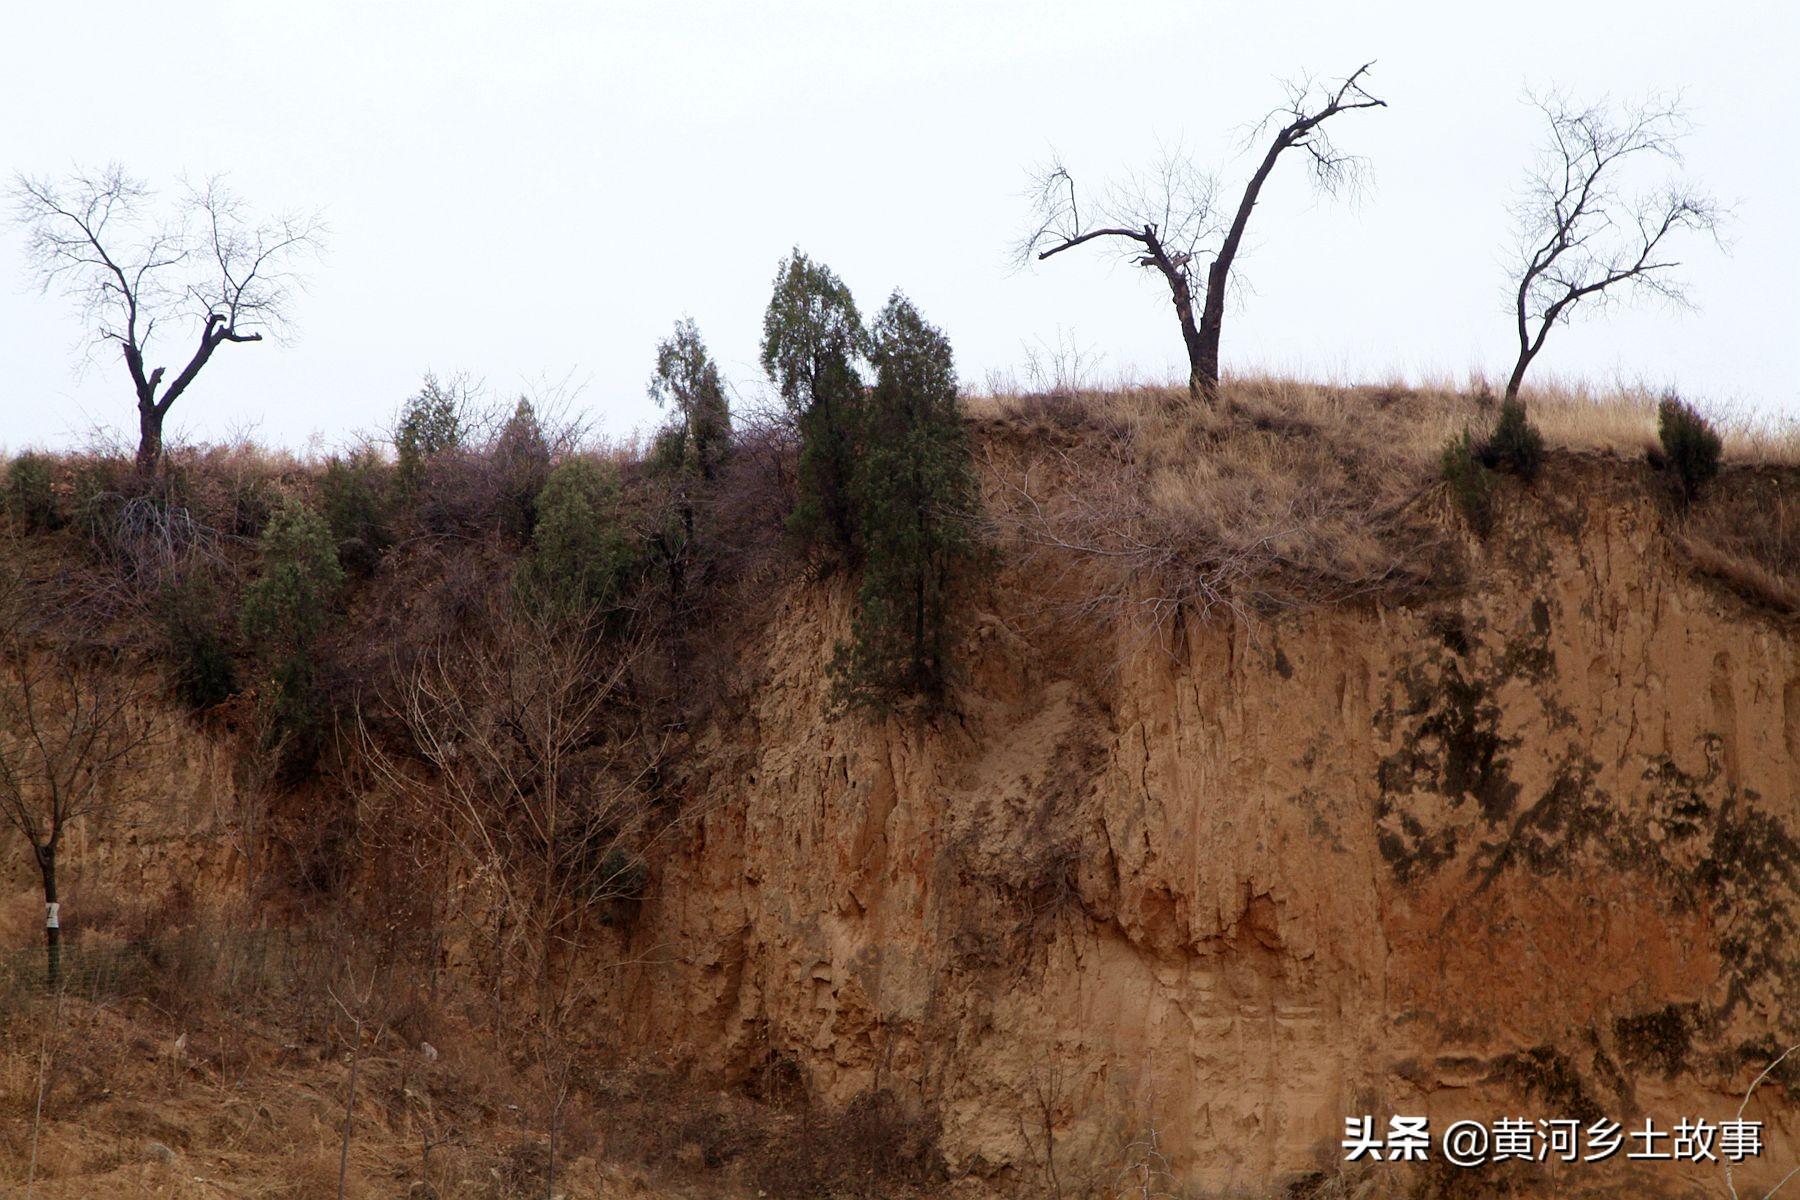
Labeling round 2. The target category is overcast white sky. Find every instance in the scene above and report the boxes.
[2,0,1796,453]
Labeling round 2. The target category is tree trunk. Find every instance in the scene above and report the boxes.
[1172,290,1207,402]
[1502,354,1532,406]
[136,403,165,475]
[38,844,60,990]
[337,1012,362,1200]
[546,1105,558,1200]
[1195,263,1227,405]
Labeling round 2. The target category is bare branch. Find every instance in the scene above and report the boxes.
[359,598,683,1033]
[1502,90,1724,402]
[1017,64,1384,403]
[0,576,160,984]
[8,165,327,469]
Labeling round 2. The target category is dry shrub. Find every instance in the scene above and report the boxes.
[266,793,361,897]
[343,533,518,701]
[377,972,442,1050]
[162,438,307,538]
[610,1078,940,1196]
[392,391,584,545]
[497,1138,552,1190]
[754,1088,942,1198]
[980,380,1462,641]
[281,1145,363,1200]
[76,469,227,600]
[1676,467,1800,614]
[400,446,519,539]
[62,880,191,944]
[657,1096,762,1171]
[692,403,801,590]
[417,1139,477,1198]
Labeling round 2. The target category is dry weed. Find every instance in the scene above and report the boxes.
[978,380,1464,645]
[977,377,1799,642]
[1674,469,1800,614]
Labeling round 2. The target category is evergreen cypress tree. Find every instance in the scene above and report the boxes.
[493,397,552,540]
[394,372,466,494]
[649,317,731,483]
[831,292,975,712]
[518,459,635,619]
[647,319,731,606]
[241,499,345,757]
[759,250,865,558]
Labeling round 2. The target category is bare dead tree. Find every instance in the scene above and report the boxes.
[362,599,676,1197]
[10,165,325,472]
[1502,91,1723,403]
[1019,63,1385,404]
[376,604,662,1018]
[326,944,402,1200]
[0,583,158,987]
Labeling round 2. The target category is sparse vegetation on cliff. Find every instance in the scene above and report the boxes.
[1476,396,1546,482]
[518,457,637,619]
[1,373,1796,1199]
[1441,428,1497,536]
[4,453,59,534]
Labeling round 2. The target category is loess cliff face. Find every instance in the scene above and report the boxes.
[607,459,1799,1197]
[9,452,1795,1197]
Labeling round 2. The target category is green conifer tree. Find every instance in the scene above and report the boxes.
[831,292,975,712]
[649,317,731,483]
[494,397,553,540]
[647,319,732,606]
[241,499,345,755]
[394,372,467,494]
[518,459,635,619]
[759,250,865,558]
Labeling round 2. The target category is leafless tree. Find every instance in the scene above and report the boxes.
[363,599,672,1196]
[1019,64,1385,405]
[10,165,325,472]
[0,582,158,986]
[1502,91,1723,403]
[377,603,661,1017]
[329,967,376,1200]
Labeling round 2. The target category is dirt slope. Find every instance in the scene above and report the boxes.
[603,457,1799,1196]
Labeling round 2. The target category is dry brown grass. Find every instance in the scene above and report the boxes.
[970,376,1800,636]
[966,374,1798,467]
[972,379,1468,638]
[0,915,940,1199]
[1525,380,1800,465]
[1674,468,1800,614]
[0,980,687,1199]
